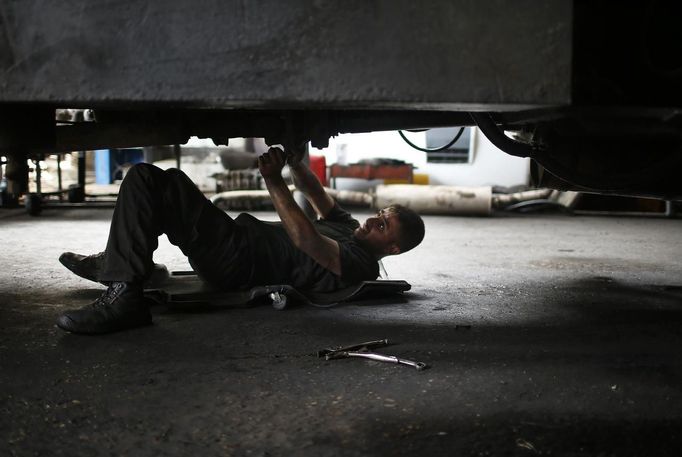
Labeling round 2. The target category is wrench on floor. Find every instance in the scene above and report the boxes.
[325,350,428,371]
[317,339,389,358]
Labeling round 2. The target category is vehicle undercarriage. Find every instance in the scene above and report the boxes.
[1,0,680,201]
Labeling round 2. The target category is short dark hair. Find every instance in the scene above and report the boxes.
[387,204,425,253]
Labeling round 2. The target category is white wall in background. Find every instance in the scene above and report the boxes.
[312,128,530,191]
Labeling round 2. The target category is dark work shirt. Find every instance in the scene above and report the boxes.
[236,203,379,292]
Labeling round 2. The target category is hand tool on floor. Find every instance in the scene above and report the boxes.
[319,339,428,371]
[317,338,389,358]
[326,351,428,371]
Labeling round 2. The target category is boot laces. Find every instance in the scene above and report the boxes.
[93,282,126,309]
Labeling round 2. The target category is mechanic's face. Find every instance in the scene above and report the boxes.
[354,208,402,257]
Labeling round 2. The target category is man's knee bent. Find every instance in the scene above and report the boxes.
[122,164,198,198]
[163,167,186,180]
[124,163,191,188]
[120,163,166,189]
[126,162,161,178]
[163,167,201,190]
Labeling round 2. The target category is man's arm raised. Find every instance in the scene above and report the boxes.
[259,147,341,276]
[286,146,335,219]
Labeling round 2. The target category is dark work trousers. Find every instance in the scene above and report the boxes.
[98,163,252,288]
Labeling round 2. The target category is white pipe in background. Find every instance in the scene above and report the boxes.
[374,184,492,216]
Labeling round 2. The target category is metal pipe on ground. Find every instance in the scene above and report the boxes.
[212,185,557,216]
[210,188,281,211]
[374,184,492,216]
[210,186,373,211]
[325,188,373,207]
[492,189,553,208]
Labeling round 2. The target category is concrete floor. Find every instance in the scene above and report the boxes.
[1,207,681,456]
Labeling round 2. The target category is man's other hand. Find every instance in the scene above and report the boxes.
[258,147,286,178]
[285,144,306,169]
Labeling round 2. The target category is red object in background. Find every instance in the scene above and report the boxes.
[327,163,413,188]
[309,154,327,186]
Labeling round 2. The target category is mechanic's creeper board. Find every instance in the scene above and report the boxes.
[145,271,411,310]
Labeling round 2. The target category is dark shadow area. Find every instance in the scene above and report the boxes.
[41,275,682,374]
[327,413,682,457]
[549,277,682,323]
[3,275,682,456]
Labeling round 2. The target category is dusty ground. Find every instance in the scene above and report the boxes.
[1,206,681,456]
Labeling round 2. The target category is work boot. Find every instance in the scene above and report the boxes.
[56,282,153,334]
[59,252,170,288]
[59,251,104,283]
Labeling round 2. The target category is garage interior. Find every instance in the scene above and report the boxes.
[1,1,682,456]
[2,206,681,456]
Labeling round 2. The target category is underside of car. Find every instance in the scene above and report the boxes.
[1,0,680,201]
